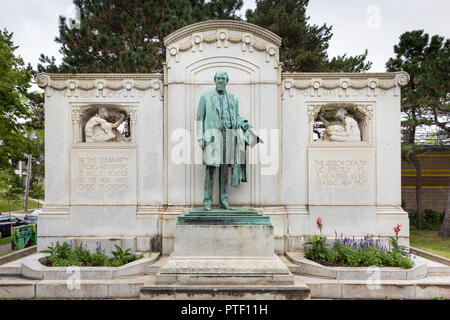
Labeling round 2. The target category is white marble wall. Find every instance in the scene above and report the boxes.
[36,73,164,251]
[37,20,410,254]
[281,72,410,248]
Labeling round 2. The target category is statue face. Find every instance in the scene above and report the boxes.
[214,72,228,92]
[336,108,346,121]
[98,107,108,119]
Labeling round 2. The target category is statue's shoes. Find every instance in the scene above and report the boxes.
[219,202,234,210]
[204,206,212,211]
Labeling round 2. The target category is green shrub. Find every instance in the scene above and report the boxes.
[408,209,444,230]
[41,242,142,267]
[303,235,328,261]
[304,237,415,269]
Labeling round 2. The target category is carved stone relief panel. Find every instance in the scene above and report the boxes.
[71,104,138,144]
[308,103,374,145]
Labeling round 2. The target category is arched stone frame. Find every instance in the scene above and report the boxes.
[307,102,375,145]
[184,57,262,206]
[71,104,138,144]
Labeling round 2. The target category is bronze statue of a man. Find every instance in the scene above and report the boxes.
[197,71,254,211]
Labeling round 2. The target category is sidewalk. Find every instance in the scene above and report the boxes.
[0,243,11,255]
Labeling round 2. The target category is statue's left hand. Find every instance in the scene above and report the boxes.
[241,122,250,131]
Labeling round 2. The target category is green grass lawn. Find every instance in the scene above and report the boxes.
[0,198,42,212]
[410,229,450,258]
[0,250,13,257]
[0,236,11,246]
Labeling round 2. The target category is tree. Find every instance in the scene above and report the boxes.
[439,181,450,238]
[38,0,244,73]
[386,30,449,144]
[387,30,449,229]
[245,0,371,72]
[39,0,371,74]
[0,29,32,168]
[23,91,45,184]
[0,168,23,217]
[30,182,45,209]
[401,144,424,229]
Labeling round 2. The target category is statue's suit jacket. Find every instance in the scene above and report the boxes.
[196,89,247,169]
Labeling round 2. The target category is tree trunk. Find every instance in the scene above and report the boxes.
[410,153,423,228]
[439,181,450,238]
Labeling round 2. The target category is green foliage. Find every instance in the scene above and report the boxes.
[246,0,371,72]
[38,0,243,73]
[42,242,142,267]
[38,0,370,74]
[0,168,23,212]
[408,209,444,230]
[31,182,44,201]
[410,230,450,259]
[111,244,134,264]
[303,234,327,261]
[304,237,415,269]
[0,236,11,246]
[386,30,449,144]
[0,29,32,169]
[0,198,40,212]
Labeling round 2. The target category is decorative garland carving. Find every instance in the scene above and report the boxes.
[202,31,218,43]
[166,28,278,65]
[227,32,242,43]
[283,72,410,93]
[179,37,193,52]
[292,80,311,90]
[321,80,340,90]
[36,74,164,98]
[252,38,266,52]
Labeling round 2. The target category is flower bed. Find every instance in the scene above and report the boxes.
[42,242,143,267]
[303,219,414,269]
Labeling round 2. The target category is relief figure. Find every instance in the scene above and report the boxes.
[84,106,127,142]
[320,107,361,142]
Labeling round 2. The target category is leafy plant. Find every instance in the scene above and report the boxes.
[41,242,142,267]
[304,232,415,269]
[409,209,444,230]
[303,234,328,261]
[111,244,135,265]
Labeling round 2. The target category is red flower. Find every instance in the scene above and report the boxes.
[316,217,323,231]
[393,224,402,235]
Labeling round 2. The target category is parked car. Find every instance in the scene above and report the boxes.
[24,209,41,224]
[0,216,27,238]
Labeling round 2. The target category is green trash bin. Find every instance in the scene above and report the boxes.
[11,224,37,250]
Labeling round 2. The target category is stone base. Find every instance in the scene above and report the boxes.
[156,256,293,285]
[140,285,311,300]
[157,207,293,285]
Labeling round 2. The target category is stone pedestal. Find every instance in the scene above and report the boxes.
[156,208,293,285]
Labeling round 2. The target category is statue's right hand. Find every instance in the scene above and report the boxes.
[199,139,206,150]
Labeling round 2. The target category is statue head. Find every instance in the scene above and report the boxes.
[214,71,229,93]
[98,106,108,119]
[335,107,347,121]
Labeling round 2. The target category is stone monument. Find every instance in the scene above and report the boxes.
[36,20,410,263]
[154,70,289,286]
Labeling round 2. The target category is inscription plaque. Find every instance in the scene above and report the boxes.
[70,149,137,205]
[308,148,375,205]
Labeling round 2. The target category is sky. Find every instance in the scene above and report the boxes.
[0,0,449,76]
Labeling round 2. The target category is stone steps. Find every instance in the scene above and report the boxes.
[140,279,311,300]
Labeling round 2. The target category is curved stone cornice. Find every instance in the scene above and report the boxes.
[282,71,410,91]
[36,73,163,89]
[163,20,282,48]
[36,73,164,99]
